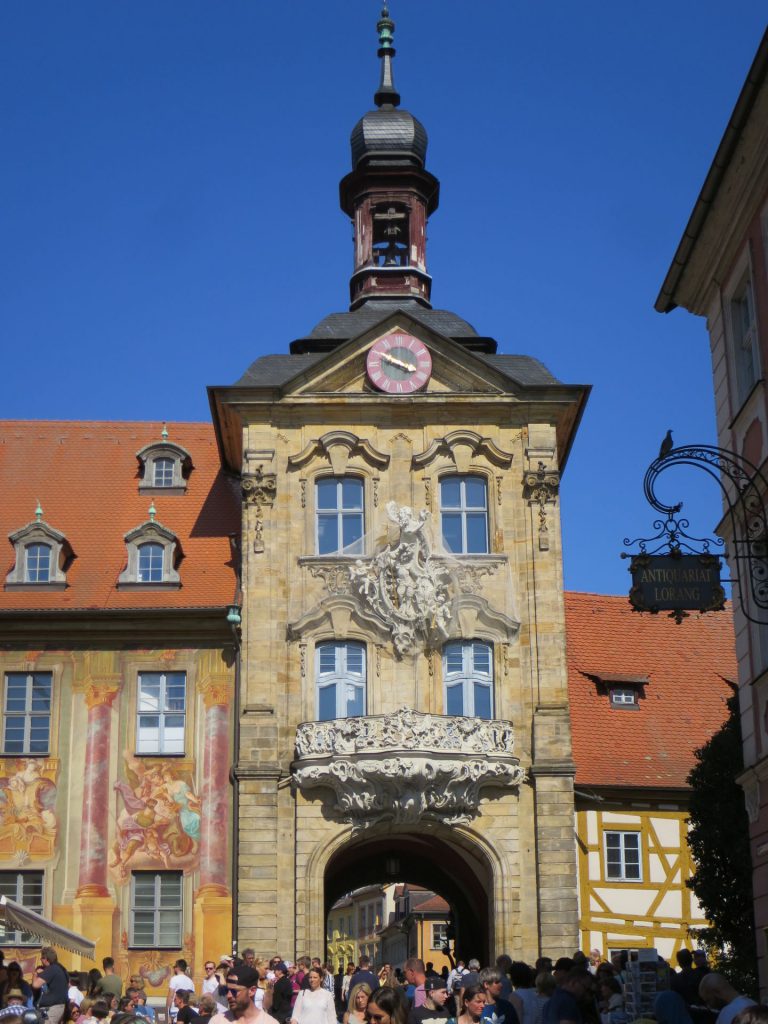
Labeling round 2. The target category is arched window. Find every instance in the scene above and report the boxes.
[316,641,366,721]
[440,476,489,554]
[137,542,164,583]
[443,640,493,718]
[316,477,364,555]
[153,457,175,488]
[25,543,51,583]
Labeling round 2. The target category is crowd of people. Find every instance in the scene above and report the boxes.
[0,947,767,1024]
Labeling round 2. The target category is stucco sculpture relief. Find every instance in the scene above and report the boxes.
[296,705,515,757]
[349,501,451,655]
[293,707,526,829]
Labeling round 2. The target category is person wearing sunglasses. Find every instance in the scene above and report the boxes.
[216,967,279,1024]
[366,987,408,1024]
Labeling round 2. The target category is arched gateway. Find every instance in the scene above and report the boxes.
[323,829,494,964]
[210,5,586,965]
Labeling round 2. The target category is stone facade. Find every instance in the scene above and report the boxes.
[212,315,587,961]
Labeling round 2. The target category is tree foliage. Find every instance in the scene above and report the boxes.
[686,690,757,996]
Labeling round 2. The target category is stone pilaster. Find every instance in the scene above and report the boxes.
[531,705,578,958]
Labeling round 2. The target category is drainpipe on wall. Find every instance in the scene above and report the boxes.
[227,532,242,957]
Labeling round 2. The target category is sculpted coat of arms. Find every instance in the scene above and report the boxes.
[349,501,451,655]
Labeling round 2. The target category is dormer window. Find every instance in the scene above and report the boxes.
[587,673,647,708]
[6,510,73,590]
[136,432,192,494]
[118,510,182,589]
[610,688,638,708]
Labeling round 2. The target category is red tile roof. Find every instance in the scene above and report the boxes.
[409,893,450,914]
[565,592,737,790]
[0,421,239,611]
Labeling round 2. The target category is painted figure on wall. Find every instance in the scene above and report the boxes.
[110,752,200,880]
[0,758,58,864]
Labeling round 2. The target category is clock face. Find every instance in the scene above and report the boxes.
[366,332,432,394]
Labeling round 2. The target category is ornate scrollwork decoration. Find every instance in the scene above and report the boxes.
[242,466,277,507]
[349,503,452,656]
[631,444,768,623]
[292,707,526,829]
[523,461,560,505]
[287,430,389,474]
[523,462,559,550]
[307,562,354,596]
[412,430,514,471]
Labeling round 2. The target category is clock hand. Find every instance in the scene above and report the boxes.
[381,352,417,373]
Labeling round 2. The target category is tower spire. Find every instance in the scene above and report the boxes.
[374,4,400,108]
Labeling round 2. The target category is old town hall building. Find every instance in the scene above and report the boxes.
[0,6,738,986]
[208,8,588,962]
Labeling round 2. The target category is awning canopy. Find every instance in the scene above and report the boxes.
[0,896,96,958]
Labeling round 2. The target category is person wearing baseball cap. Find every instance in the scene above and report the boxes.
[408,978,451,1024]
[208,966,277,1024]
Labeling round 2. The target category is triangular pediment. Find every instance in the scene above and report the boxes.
[280,310,518,399]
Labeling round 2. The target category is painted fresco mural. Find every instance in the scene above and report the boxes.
[0,758,58,863]
[111,752,200,881]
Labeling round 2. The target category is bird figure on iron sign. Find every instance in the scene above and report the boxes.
[658,429,674,460]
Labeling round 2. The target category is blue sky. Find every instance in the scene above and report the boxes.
[1,3,766,594]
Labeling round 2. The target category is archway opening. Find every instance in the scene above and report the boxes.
[324,830,492,968]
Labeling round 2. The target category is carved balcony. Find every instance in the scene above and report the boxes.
[291,706,526,830]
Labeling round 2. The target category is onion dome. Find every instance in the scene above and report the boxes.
[350,5,428,169]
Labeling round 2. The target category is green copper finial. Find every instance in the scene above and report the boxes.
[35,500,43,522]
[375,1,400,108]
[148,502,156,522]
[161,422,169,440]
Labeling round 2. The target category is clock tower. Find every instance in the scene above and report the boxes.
[339,5,438,311]
[210,5,589,963]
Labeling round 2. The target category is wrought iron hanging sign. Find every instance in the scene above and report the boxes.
[622,439,740,623]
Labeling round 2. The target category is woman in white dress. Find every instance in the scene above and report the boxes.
[291,968,337,1024]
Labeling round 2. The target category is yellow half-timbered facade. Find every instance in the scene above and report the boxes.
[576,802,705,959]
[566,592,736,959]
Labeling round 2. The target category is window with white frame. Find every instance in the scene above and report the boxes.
[440,476,489,554]
[730,270,760,404]
[443,640,493,719]
[432,923,449,949]
[137,542,165,583]
[130,871,183,948]
[610,688,638,708]
[25,543,52,583]
[136,672,186,754]
[0,872,44,945]
[153,458,175,488]
[316,642,366,721]
[605,831,641,881]
[316,477,364,555]
[3,672,52,754]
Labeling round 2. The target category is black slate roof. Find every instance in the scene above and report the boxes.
[479,354,561,386]
[290,300,481,351]
[235,350,561,389]
[351,108,428,168]
[236,353,324,387]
